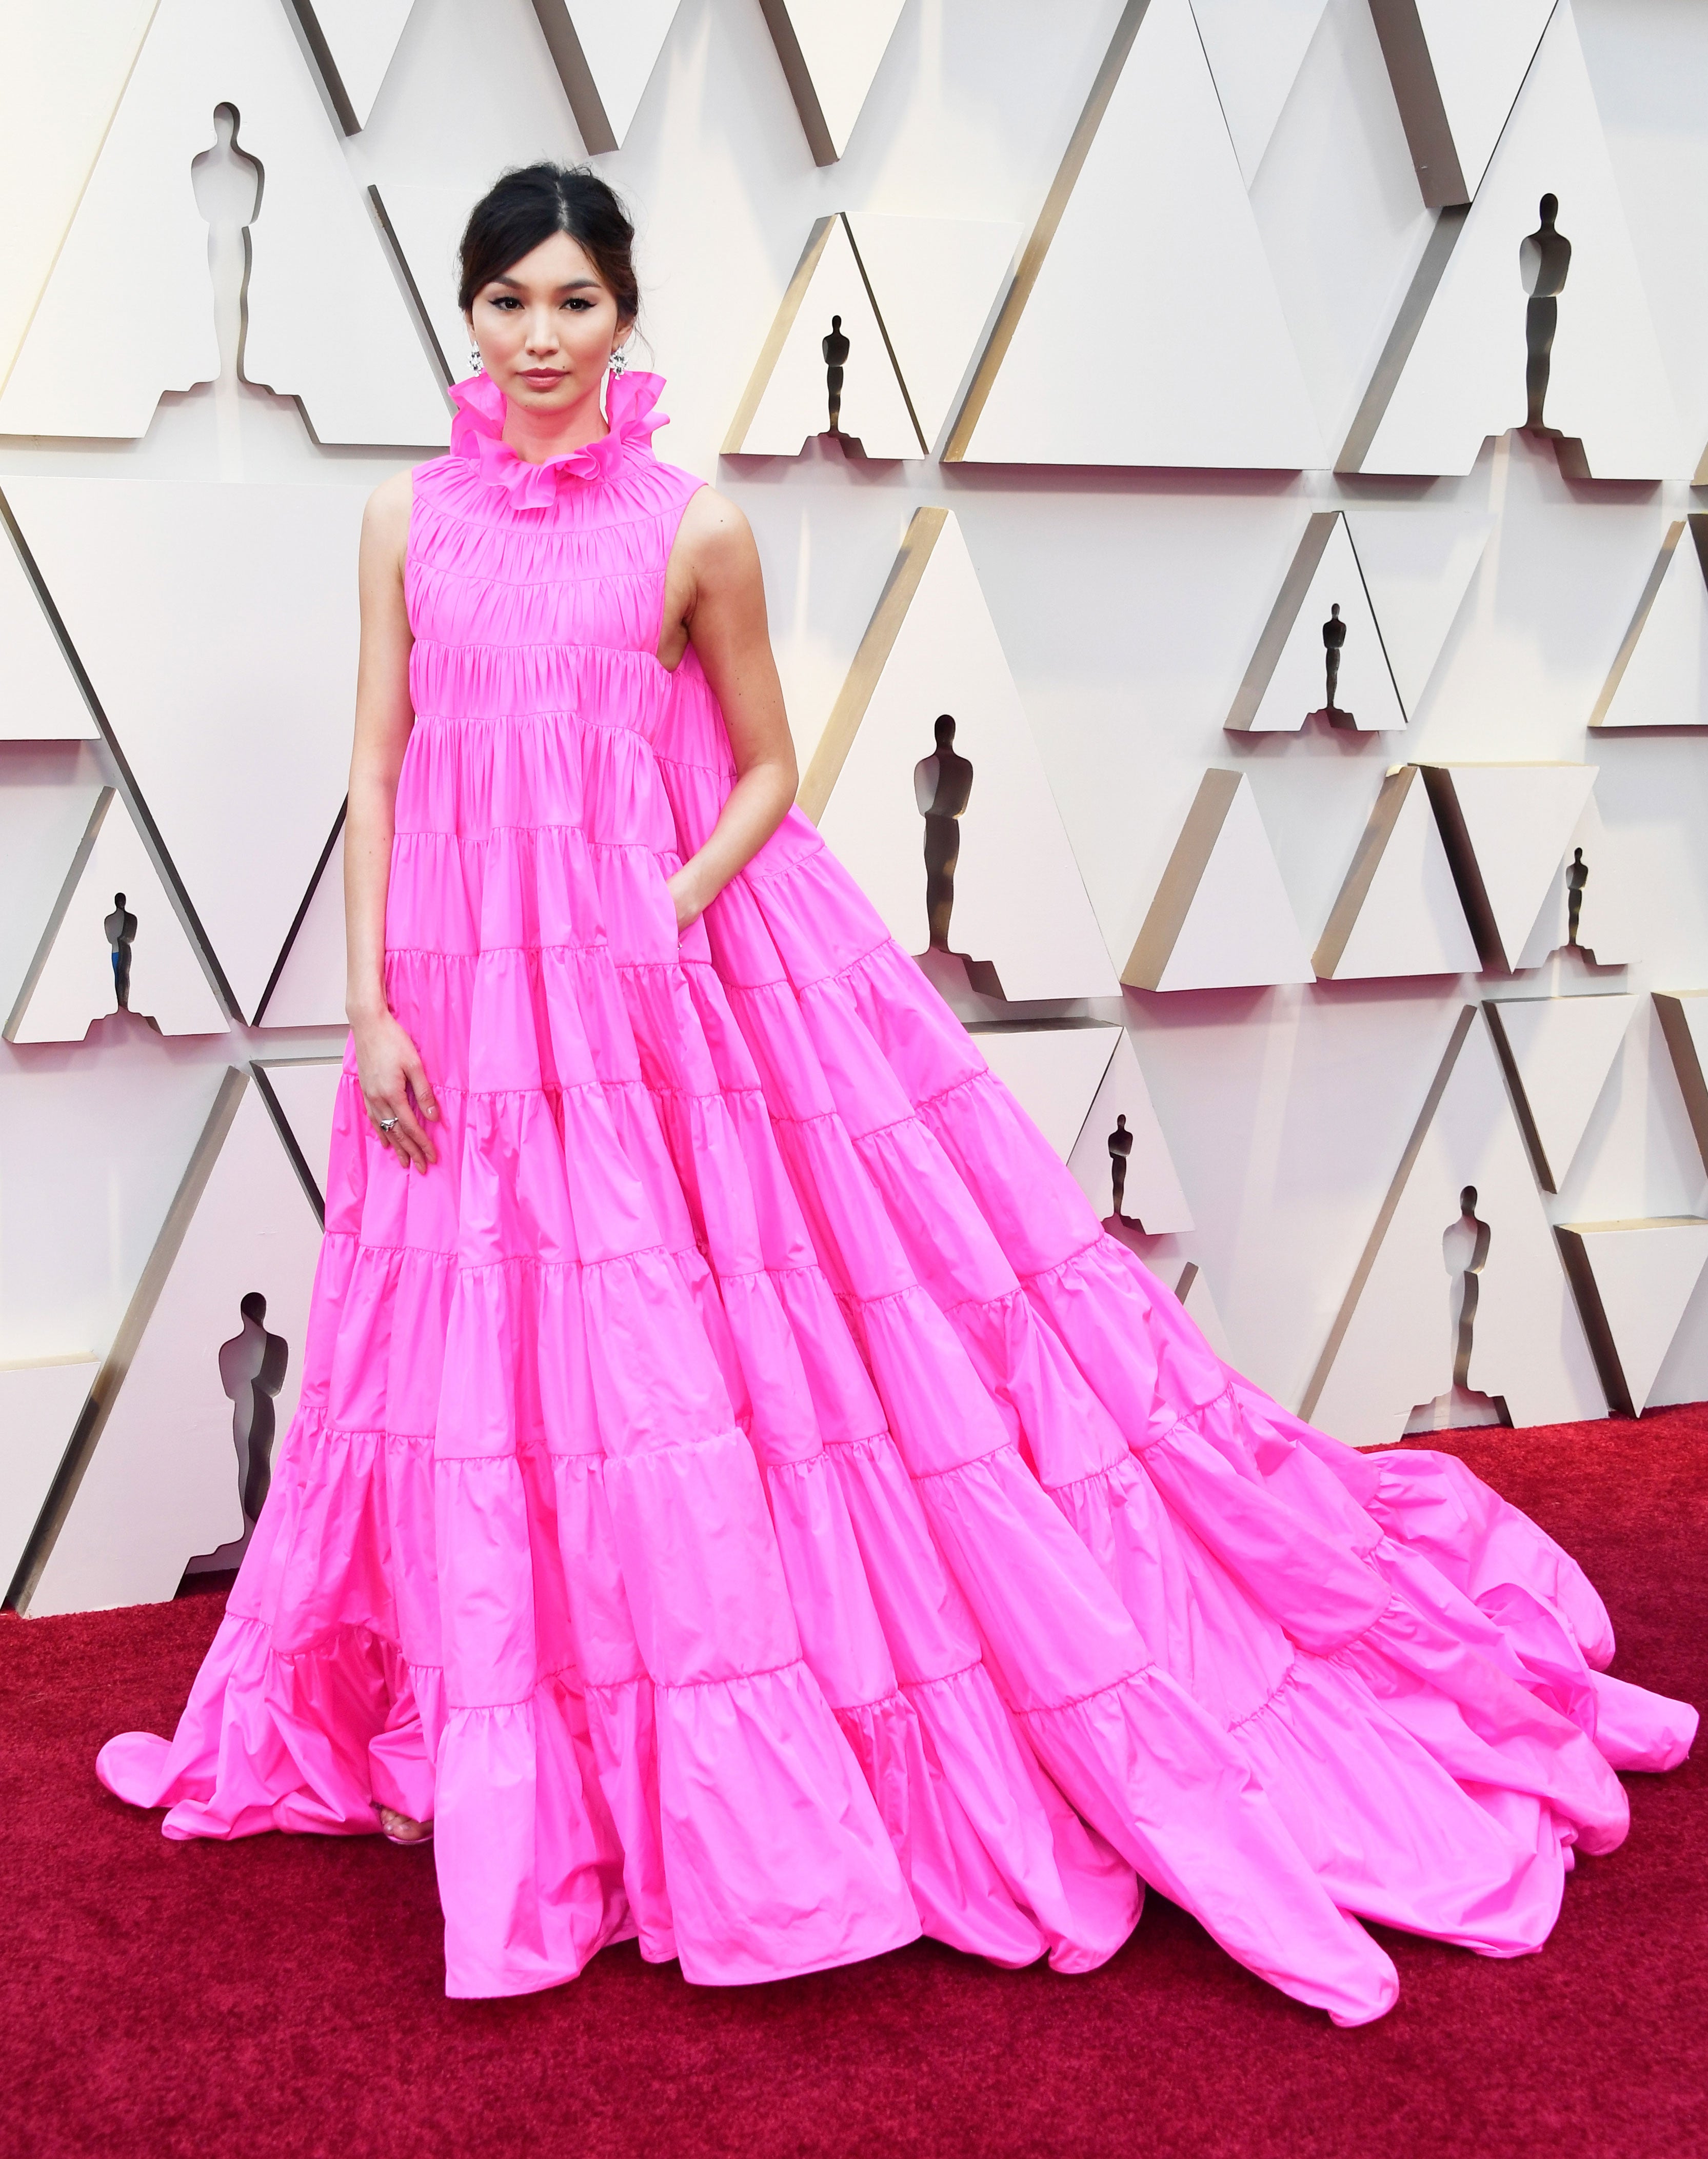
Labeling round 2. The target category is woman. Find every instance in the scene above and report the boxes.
[100,167,1695,2023]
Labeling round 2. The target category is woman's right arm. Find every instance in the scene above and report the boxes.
[345,469,439,1173]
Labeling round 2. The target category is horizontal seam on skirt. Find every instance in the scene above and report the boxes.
[1224,1656,1305,1733]
[790,938,906,992]
[908,1441,1018,1484]
[820,1431,899,1456]
[740,843,826,887]
[1010,1665,1160,1720]
[391,828,660,851]
[408,714,660,741]
[912,1067,1000,1117]
[410,525,677,559]
[1017,1237,1116,1288]
[1134,1381,1241,1456]
[649,1659,803,1694]
[1043,1453,1140,1500]
[652,752,734,778]
[900,1663,984,1697]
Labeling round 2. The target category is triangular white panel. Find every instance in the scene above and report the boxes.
[1227,514,1406,734]
[0,0,157,390]
[1343,510,1494,717]
[1513,791,1636,970]
[257,1055,347,1211]
[1065,1030,1194,1235]
[1591,521,1708,731]
[1124,771,1314,993]
[842,215,1021,452]
[307,0,416,129]
[949,0,1322,469]
[7,789,225,1042]
[726,216,923,459]
[813,512,1118,1002]
[1191,0,1328,187]
[1485,993,1637,1192]
[259,820,348,1029]
[0,0,448,446]
[0,758,108,1027]
[538,2,681,150]
[1315,766,1479,982]
[8,477,368,1019]
[28,1075,325,1616]
[1371,0,1556,206]
[1557,1218,1708,1416]
[1422,763,1598,972]
[973,1027,1121,1163]
[1175,1261,1233,1363]
[1654,993,1708,1176]
[0,519,96,741]
[375,181,474,382]
[1305,1006,1603,1448]
[759,0,907,163]
[0,1357,98,1595]
[1349,4,1683,479]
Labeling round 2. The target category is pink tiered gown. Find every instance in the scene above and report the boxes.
[99,372,1696,2024]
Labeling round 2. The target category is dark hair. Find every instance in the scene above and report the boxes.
[458,163,639,324]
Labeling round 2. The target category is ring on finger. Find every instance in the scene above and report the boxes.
[378,1115,399,1132]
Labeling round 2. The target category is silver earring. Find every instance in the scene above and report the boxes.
[468,345,482,374]
[608,346,627,378]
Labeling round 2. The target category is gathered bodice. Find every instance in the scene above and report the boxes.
[405,369,707,751]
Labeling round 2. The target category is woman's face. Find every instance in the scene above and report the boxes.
[466,229,629,414]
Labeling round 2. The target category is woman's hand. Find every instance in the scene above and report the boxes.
[665,864,708,934]
[352,1007,439,1172]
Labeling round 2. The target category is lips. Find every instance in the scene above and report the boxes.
[519,371,566,388]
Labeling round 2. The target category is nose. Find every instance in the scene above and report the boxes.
[524,308,560,356]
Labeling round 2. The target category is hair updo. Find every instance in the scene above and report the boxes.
[457,164,639,325]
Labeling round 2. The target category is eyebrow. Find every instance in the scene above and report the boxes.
[490,274,601,292]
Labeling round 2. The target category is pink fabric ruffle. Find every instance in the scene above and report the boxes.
[98,375,1695,2026]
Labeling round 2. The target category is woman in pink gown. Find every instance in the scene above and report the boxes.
[99,168,1695,2025]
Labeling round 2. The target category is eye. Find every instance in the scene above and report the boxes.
[489,294,521,311]
[564,296,593,312]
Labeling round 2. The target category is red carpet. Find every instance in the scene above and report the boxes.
[4,1411,1704,2159]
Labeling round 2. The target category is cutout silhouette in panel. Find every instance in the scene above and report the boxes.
[1342,510,1493,718]
[1226,514,1406,734]
[1484,992,1637,1192]
[0,0,447,446]
[1590,519,1708,731]
[0,0,157,391]
[0,751,107,1028]
[841,215,1022,453]
[1419,762,1598,974]
[1315,765,1479,982]
[725,215,924,459]
[808,510,1118,1002]
[0,503,97,740]
[530,2,681,152]
[292,0,416,131]
[1368,0,1555,207]
[1512,792,1636,969]
[8,477,368,1019]
[1555,1218,1708,1418]
[6,789,225,1043]
[946,0,1322,470]
[23,1072,324,1617]
[1343,5,1682,479]
[1303,1005,1603,1449]
[972,1026,1122,1164]
[758,0,907,165]
[1190,0,1328,188]
[1123,771,1314,994]
[0,1358,99,1599]
[255,1055,347,1220]
[256,815,347,1029]
[1653,992,1708,1178]
[1064,1029,1194,1235]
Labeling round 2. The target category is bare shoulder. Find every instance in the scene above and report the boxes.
[678,484,759,582]
[364,465,415,546]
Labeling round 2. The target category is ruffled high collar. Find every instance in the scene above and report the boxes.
[448,369,668,506]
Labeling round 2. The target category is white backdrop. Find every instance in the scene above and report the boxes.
[6,0,1708,1611]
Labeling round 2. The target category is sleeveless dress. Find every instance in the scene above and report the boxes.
[98,372,1696,2024]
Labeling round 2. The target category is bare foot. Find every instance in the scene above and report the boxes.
[377,1805,431,1843]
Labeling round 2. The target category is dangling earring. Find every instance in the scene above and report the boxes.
[468,345,483,374]
[608,345,628,378]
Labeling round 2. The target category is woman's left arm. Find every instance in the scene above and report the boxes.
[663,488,799,932]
